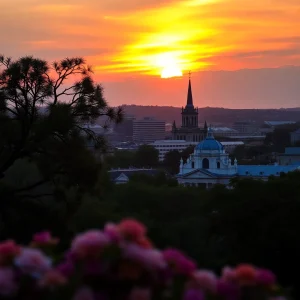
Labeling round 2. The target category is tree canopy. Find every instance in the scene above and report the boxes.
[0,55,123,240]
[73,171,300,298]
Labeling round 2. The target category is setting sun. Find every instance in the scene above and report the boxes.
[161,65,183,78]
[155,53,183,78]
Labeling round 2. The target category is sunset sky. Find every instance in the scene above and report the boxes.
[1,0,300,108]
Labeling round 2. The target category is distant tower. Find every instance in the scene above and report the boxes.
[181,72,198,128]
[172,120,177,130]
[171,72,206,142]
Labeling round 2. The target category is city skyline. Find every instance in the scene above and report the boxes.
[1,0,300,108]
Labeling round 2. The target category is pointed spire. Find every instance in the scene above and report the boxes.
[172,120,176,129]
[186,71,193,107]
[204,120,208,130]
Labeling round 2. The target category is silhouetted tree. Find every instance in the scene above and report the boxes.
[163,150,181,174]
[0,55,123,240]
[105,150,135,169]
[181,145,195,163]
[134,145,159,167]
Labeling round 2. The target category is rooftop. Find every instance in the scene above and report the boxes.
[264,121,296,126]
[237,165,300,176]
[284,147,300,155]
[108,168,161,181]
[153,140,195,144]
[221,141,244,145]
[212,127,238,132]
[228,135,266,139]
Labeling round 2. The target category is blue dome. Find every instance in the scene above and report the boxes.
[195,129,224,151]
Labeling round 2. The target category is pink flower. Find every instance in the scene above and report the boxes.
[0,267,17,296]
[0,240,20,265]
[235,264,257,285]
[256,268,276,286]
[14,248,51,277]
[183,289,205,300]
[32,231,58,246]
[118,219,146,241]
[136,237,152,249]
[71,230,110,259]
[163,248,196,276]
[39,270,67,288]
[129,287,151,300]
[192,270,218,293]
[123,244,166,270]
[104,223,120,243]
[221,266,237,282]
[73,286,95,300]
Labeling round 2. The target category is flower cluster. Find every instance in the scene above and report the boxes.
[0,219,288,300]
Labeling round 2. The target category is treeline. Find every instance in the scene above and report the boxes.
[91,172,300,298]
[106,145,195,174]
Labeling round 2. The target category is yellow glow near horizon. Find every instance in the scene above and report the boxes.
[154,53,183,78]
[161,65,182,78]
[1,0,300,78]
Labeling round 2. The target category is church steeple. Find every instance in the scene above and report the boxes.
[181,72,198,129]
[186,71,193,107]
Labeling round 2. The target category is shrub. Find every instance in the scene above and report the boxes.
[0,219,288,300]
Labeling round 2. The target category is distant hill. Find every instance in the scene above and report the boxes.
[117,105,300,126]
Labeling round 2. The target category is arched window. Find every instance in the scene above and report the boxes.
[202,158,209,169]
[217,162,220,169]
[192,161,195,168]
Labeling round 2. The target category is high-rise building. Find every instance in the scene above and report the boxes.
[172,75,207,142]
[133,117,165,143]
[114,115,135,142]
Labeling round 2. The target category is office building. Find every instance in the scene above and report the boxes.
[133,117,165,143]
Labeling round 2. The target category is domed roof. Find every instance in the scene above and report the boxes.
[195,128,224,152]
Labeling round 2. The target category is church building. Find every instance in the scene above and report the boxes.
[177,128,300,189]
[172,75,207,142]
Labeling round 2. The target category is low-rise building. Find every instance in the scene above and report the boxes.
[232,121,259,134]
[152,140,197,161]
[264,121,296,128]
[153,140,244,161]
[108,168,161,184]
[278,147,300,165]
[291,129,300,145]
[212,127,239,137]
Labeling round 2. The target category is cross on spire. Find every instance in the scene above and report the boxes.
[186,71,193,106]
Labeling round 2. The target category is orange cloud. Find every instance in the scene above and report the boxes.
[1,0,300,77]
